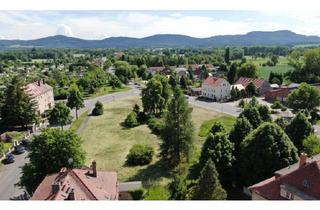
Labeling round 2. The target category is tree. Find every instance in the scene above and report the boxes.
[109,76,122,89]
[258,105,272,122]
[270,55,279,66]
[124,111,139,128]
[248,96,258,107]
[229,117,252,156]
[168,165,188,200]
[191,159,227,200]
[303,135,320,156]
[238,62,258,78]
[91,101,104,116]
[160,87,194,168]
[238,98,246,108]
[67,84,84,120]
[227,63,238,84]
[288,83,320,112]
[210,122,226,135]
[198,132,234,183]
[142,75,170,115]
[286,112,314,151]
[18,128,85,194]
[245,82,257,97]
[275,117,290,130]
[239,106,262,128]
[126,144,154,166]
[0,77,39,128]
[224,47,230,64]
[48,102,73,130]
[180,75,188,90]
[239,122,298,186]
[169,73,179,89]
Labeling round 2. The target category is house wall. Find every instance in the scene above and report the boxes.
[201,81,231,101]
[34,89,55,115]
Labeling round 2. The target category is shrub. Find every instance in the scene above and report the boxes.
[303,135,320,156]
[281,107,287,111]
[271,100,282,109]
[130,189,146,200]
[124,111,139,128]
[91,101,104,116]
[147,117,164,135]
[126,144,154,166]
[0,142,4,154]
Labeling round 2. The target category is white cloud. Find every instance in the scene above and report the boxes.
[56,24,73,37]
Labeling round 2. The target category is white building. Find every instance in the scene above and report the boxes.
[201,76,231,101]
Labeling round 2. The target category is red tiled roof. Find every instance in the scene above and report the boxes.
[25,81,53,98]
[249,160,320,200]
[202,76,227,87]
[32,168,119,200]
[235,77,268,89]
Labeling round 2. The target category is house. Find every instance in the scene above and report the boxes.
[265,88,292,102]
[189,87,202,96]
[32,161,141,200]
[235,77,271,95]
[174,67,188,77]
[231,84,245,91]
[201,76,231,101]
[25,80,54,116]
[147,66,166,75]
[249,153,320,200]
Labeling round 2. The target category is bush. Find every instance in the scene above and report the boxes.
[281,107,287,111]
[91,101,104,116]
[271,100,282,109]
[147,117,164,135]
[130,189,146,200]
[124,111,139,128]
[126,144,154,166]
[0,142,4,154]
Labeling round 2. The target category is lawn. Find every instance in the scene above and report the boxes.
[83,86,131,99]
[79,96,223,190]
[258,65,293,80]
[198,115,237,137]
[69,110,90,133]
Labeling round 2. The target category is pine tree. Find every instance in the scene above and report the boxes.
[180,75,188,89]
[239,106,262,128]
[67,84,84,119]
[192,159,227,200]
[210,122,226,135]
[160,87,194,168]
[227,63,238,84]
[1,77,39,128]
[224,47,230,64]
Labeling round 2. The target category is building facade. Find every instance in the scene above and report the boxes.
[201,76,231,101]
[25,80,54,116]
[235,77,271,96]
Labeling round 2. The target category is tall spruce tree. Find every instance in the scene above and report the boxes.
[1,77,39,128]
[67,84,84,120]
[227,62,238,84]
[192,159,227,200]
[160,87,194,168]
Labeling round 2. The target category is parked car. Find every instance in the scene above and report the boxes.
[14,145,26,154]
[4,153,15,164]
[21,139,31,148]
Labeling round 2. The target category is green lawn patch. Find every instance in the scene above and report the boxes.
[258,64,293,80]
[144,185,171,200]
[198,115,237,137]
[83,86,131,99]
[69,110,90,133]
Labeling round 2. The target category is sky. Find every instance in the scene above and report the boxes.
[1,10,320,40]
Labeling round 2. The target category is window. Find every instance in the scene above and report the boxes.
[303,179,310,188]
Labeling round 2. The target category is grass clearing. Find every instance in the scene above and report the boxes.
[198,115,237,137]
[258,65,293,80]
[80,96,232,199]
[83,86,131,99]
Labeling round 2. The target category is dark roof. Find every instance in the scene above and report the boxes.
[235,77,269,89]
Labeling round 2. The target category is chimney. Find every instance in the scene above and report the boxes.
[51,182,60,194]
[299,153,308,168]
[67,189,76,200]
[91,160,97,177]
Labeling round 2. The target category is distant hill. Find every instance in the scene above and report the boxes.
[1,30,320,49]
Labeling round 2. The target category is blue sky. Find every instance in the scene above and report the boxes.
[0,11,319,40]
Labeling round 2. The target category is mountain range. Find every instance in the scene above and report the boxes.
[1,30,320,49]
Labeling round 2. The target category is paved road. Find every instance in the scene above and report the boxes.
[0,85,140,200]
[0,152,29,200]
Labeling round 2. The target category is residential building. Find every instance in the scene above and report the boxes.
[249,153,320,200]
[201,76,231,101]
[265,88,292,102]
[32,161,141,200]
[25,80,54,116]
[235,77,271,95]
[174,67,188,77]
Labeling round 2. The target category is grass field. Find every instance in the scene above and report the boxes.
[198,115,237,137]
[83,86,131,99]
[79,96,223,191]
